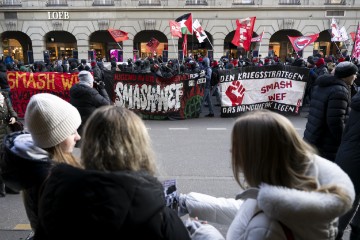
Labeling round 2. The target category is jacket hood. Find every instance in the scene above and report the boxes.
[315,74,348,88]
[1,131,52,191]
[70,82,95,98]
[37,164,166,237]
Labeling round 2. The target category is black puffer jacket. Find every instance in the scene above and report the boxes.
[0,63,10,89]
[335,90,360,194]
[70,83,110,133]
[0,132,53,229]
[304,74,351,161]
[34,164,191,240]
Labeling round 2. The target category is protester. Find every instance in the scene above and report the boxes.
[34,106,191,240]
[199,57,214,117]
[303,61,358,161]
[70,70,110,144]
[335,89,360,240]
[0,93,81,239]
[0,91,18,197]
[0,63,12,102]
[178,110,355,239]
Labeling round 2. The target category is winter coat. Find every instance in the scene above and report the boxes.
[0,64,10,90]
[189,155,354,240]
[0,92,17,149]
[335,90,360,195]
[34,163,191,240]
[303,74,351,161]
[70,83,110,134]
[0,132,53,230]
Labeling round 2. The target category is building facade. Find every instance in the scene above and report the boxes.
[0,0,358,64]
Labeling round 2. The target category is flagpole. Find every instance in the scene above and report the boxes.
[258,28,265,59]
[116,42,123,50]
[171,35,177,61]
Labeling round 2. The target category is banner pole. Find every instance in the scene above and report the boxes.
[116,42,123,50]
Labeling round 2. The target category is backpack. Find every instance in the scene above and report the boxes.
[210,68,220,86]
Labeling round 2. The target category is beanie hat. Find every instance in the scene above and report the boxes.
[25,93,81,149]
[307,56,315,65]
[334,62,358,79]
[315,57,325,67]
[78,70,94,86]
[91,61,97,67]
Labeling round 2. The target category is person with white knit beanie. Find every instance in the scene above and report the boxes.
[0,93,82,240]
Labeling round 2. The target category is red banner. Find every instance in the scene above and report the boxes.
[108,29,129,42]
[288,33,319,52]
[169,20,182,38]
[146,37,160,53]
[7,72,79,118]
[231,17,256,51]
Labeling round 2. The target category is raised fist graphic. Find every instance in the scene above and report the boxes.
[225,81,246,106]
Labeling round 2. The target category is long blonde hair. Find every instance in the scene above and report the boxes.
[81,106,157,175]
[45,145,81,168]
[231,110,350,202]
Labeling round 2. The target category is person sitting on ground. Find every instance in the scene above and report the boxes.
[179,110,355,240]
[0,93,82,239]
[34,106,191,240]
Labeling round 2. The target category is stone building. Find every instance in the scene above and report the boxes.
[0,0,358,64]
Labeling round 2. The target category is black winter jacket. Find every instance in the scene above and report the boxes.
[0,64,10,89]
[1,132,53,230]
[335,90,360,194]
[303,74,351,161]
[70,83,110,133]
[34,164,191,240]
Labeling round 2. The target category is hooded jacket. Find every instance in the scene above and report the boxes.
[34,164,191,240]
[186,155,354,240]
[335,90,360,195]
[303,74,351,161]
[0,132,53,230]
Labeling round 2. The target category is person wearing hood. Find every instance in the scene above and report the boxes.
[0,63,12,102]
[199,57,214,117]
[179,110,354,240]
[335,89,360,240]
[304,61,358,161]
[70,71,110,146]
[34,106,191,240]
[0,93,82,239]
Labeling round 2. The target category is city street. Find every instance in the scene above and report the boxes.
[0,108,351,239]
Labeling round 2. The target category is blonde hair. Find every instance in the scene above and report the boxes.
[45,145,81,168]
[81,106,157,175]
[231,110,351,203]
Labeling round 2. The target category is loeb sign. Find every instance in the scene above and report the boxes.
[48,11,70,20]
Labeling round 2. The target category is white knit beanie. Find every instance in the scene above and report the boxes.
[25,93,81,149]
[78,70,94,86]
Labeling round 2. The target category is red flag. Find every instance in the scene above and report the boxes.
[352,23,360,60]
[251,31,264,42]
[169,20,182,38]
[108,28,129,42]
[146,37,160,52]
[183,34,188,57]
[231,17,256,51]
[350,31,356,42]
[288,33,319,52]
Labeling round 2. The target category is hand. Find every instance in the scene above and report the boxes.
[225,80,246,106]
[8,117,16,124]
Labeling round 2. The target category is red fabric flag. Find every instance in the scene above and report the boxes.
[350,31,356,42]
[251,31,264,42]
[231,17,256,51]
[169,20,182,38]
[183,34,188,57]
[108,28,129,42]
[352,23,360,60]
[146,37,160,53]
[288,33,319,52]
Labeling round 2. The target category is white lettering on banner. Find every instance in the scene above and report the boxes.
[48,12,70,20]
[114,82,183,112]
[222,102,273,114]
[220,71,304,83]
